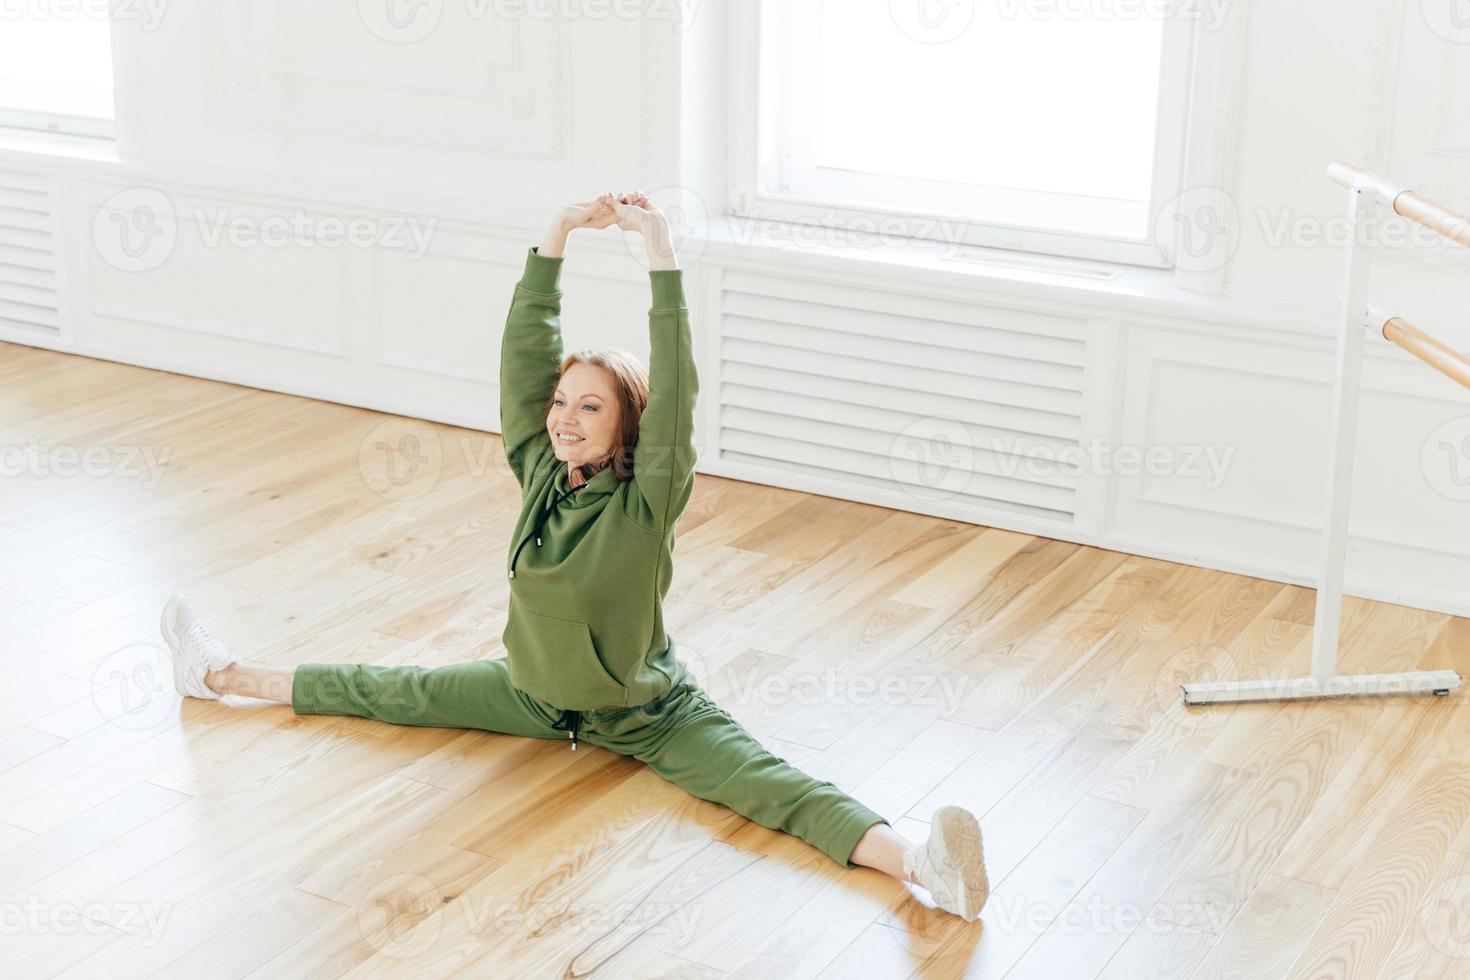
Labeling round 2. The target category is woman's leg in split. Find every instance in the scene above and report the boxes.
[851,822,922,882]
[209,657,562,739]
[208,660,917,877]
[206,661,294,702]
[588,683,901,873]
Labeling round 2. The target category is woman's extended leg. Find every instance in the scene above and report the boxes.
[585,682,890,869]
[582,680,989,921]
[162,594,563,739]
[286,659,563,737]
[850,821,919,880]
[209,656,565,738]
[205,660,294,702]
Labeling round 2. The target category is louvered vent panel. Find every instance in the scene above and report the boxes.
[718,270,1089,524]
[0,168,60,338]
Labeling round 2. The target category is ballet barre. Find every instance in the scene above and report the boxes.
[1369,308,1470,390]
[1181,162,1468,704]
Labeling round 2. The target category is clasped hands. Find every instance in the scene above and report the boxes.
[559,191,665,237]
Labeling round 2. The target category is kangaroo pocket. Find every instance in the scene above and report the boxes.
[503,603,630,710]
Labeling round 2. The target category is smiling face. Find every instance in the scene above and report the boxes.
[547,361,622,470]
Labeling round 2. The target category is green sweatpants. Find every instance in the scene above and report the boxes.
[290,656,890,868]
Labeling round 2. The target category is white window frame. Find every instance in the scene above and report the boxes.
[727,0,1196,268]
[0,14,117,141]
[0,105,114,140]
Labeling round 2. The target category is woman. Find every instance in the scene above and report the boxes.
[159,191,990,922]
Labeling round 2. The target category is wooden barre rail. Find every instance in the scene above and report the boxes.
[1328,163,1470,391]
[1328,161,1470,249]
[1366,306,1470,391]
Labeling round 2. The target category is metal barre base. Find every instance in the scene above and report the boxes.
[1180,669,1463,705]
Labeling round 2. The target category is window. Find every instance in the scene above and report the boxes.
[0,8,115,138]
[734,0,1195,267]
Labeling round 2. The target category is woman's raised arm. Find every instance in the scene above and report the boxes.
[498,198,619,489]
[614,195,699,533]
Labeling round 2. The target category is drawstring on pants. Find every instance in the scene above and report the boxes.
[554,709,581,750]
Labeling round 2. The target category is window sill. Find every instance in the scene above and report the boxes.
[699,214,1331,337]
[0,126,119,167]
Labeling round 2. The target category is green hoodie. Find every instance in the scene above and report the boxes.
[498,245,699,711]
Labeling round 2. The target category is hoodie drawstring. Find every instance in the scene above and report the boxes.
[509,478,585,579]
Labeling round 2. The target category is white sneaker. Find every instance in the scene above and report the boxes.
[903,805,990,922]
[160,595,236,700]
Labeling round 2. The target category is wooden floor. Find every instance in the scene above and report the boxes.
[1,339,1468,979]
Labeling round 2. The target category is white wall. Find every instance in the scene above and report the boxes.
[1,0,1466,617]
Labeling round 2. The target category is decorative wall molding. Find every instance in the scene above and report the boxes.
[198,0,568,162]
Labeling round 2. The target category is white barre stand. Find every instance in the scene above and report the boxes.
[1181,163,1467,705]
